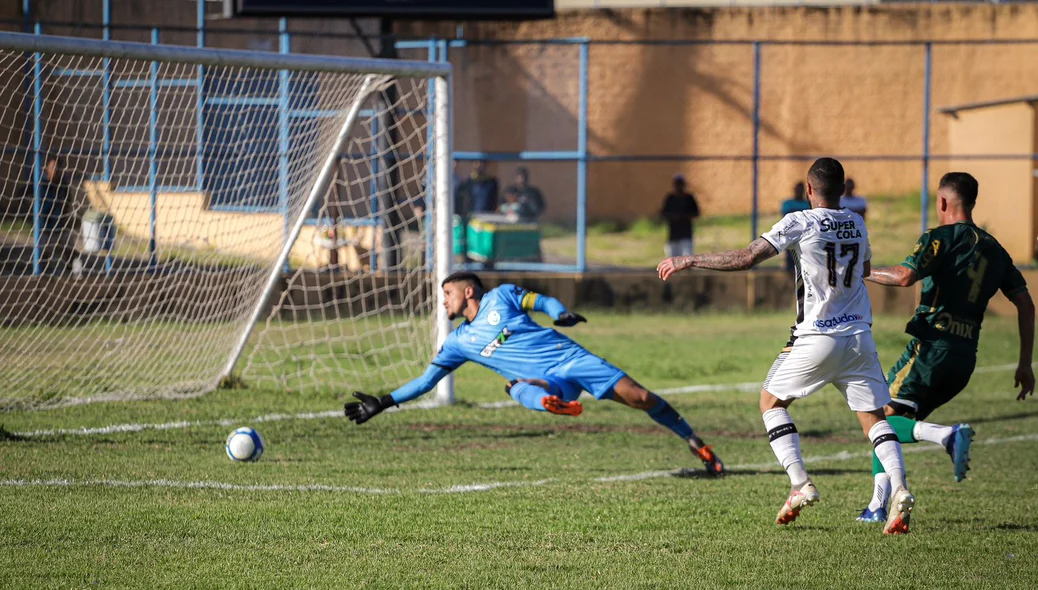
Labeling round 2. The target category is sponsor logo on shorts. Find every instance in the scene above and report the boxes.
[814,313,865,329]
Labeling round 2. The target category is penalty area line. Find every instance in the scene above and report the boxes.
[2,433,1035,496]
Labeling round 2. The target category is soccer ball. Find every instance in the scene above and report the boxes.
[225,427,265,462]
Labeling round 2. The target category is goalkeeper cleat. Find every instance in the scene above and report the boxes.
[776,482,820,525]
[856,507,888,523]
[692,444,726,476]
[883,488,915,535]
[946,423,975,483]
[541,396,583,417]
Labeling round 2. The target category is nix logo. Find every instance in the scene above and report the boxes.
[480,327,513,358]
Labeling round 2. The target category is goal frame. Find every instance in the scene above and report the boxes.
[0,31,455,405]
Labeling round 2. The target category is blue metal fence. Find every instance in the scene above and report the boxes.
[14,0,1038,274]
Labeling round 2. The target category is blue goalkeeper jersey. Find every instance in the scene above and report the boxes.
[431,284,587,380]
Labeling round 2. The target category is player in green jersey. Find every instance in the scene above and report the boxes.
[855,172,1035,523]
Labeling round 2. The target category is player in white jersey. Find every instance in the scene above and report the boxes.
[657,158,915,535]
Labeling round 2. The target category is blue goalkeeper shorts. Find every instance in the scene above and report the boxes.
[544,351,627,401]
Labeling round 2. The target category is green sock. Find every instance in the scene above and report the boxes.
[887,415,918,443]
[873,417,918,476]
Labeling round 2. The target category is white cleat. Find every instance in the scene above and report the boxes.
[776,482,820,525]
[883,488,915,535]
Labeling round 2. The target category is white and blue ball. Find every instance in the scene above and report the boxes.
[225,427,265,462]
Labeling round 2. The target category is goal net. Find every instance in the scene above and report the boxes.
[0,32,452,411]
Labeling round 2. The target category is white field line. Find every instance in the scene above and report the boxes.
[3,433,1035,496]
[12,361,1033,439]
[0,478,397,495]
[14,400,442,438]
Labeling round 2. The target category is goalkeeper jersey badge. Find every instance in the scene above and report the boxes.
[487,310,501,326]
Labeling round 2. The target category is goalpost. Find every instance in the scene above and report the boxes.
[0,31,453,410]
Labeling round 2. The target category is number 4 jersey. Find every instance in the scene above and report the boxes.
[900,221,1026,352]
[762,208,873,338]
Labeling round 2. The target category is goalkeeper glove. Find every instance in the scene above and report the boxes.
[344,391,397,425]
[553,312,587,327]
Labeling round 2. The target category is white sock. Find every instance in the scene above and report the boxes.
[763,408,809,489]
[867,473,891,512]
[913,420,954,447]
[870,421,908,493]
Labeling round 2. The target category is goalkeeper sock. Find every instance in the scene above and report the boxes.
[646,397,695,439]
[763,408,810,489]
[508,381,549,412]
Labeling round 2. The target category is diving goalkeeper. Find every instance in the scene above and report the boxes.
[344,271,725,475]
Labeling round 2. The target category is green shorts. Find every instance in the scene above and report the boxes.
[886,339,976,420]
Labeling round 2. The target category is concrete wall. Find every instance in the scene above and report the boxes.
[82,181,395,270]
[401,5,1038,224]
[9,3,1038,229]
[946,103,1038,263]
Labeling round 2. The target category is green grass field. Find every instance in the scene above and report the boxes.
[2,312,1038,588]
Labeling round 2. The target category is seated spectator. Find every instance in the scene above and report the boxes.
[508,167,545,221]
[499,187,523,221]
[840,178,868,219]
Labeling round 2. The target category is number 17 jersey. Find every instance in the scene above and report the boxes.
[761,208,873,338]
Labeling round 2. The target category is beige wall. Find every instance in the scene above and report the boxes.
[82,181,390,269]
[11,3,1038,236]
[401,5,1038,225]
[946,103,1037,263]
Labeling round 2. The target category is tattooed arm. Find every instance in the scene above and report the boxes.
[865,265,917,287]
[657,238,778,280]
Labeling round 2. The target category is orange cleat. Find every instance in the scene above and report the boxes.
[883,488,915,535]
[693,444,726,476]
[541,395,583,417]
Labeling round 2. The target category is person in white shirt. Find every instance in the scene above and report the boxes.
[840,178,868,220]
[656,157,915,536]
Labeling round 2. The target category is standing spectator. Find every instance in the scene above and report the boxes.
[38,155,79,275]
[459,159,498,215]
[508,167,545,221]
[840,178,868,219]
[780,181,811,272]
[660,173,700,257]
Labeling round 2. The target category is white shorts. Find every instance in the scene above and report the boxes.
[762,332,891,412]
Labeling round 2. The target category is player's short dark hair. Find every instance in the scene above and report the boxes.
[807,157,845,203]
[441,271,484,292]
[938,172,978,208]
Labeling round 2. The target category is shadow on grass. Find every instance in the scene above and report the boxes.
[671,467,869,479]
[0,425,28,441]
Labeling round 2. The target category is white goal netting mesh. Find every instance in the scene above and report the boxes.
[0,39,442,410]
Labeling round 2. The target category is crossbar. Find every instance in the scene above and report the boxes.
[0,31,451,79]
